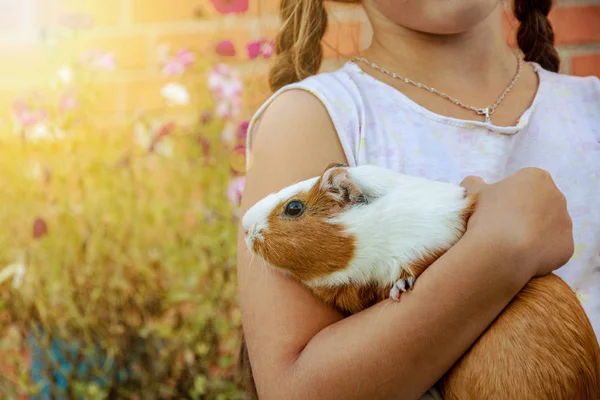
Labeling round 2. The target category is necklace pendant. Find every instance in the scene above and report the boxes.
[477,107,491,124]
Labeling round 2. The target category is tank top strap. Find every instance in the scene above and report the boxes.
[246,65,364,168]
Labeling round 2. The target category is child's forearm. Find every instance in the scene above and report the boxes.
[262,231,530,400]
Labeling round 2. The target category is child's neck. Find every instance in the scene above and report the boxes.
[357,5,539,127]
[361,6,516,92]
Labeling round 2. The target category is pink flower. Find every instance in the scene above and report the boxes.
[80,50,116,71]
[210,0,248,14]
[247,39,274,59]
[13,99,48,127]
[59,92,78,112]
[237,120,249,141]
[208,64,243,119]
[162,48,195,77]
[261,41,274,58]
[208,64,242,99]
[178,49,195,65]
[215,98,241,119]
[93,52,116,70]
[227,176,246,206]
[220,121,236,142]
[215,40,236,57]
[247,41,261,60]
[33,217,48,239]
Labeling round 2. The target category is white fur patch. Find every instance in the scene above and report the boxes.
[242,177,319,250]
[243,164,470,292]
[305,166,468,289]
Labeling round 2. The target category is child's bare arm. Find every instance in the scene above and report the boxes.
[238,90,543,400]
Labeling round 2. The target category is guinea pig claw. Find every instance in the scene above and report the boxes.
[390,277,416,301]
[389,284,402,302]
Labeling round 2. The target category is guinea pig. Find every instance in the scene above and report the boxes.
[241,162,600,400]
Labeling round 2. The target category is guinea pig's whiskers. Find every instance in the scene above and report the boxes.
[248,248,268,272]
[260,258,270,276]
[247,252,256,268]
[262,242,286,278]
[374,299,393,324]
[256,248,271,275]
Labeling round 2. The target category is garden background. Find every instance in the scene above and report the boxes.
[0,0,598,399]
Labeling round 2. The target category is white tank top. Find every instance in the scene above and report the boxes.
[248,61,600,340]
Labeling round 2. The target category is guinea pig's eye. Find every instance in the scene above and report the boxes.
[284,200,305,218]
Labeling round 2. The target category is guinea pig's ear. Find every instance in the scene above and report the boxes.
[320,166,367,205]
[323,162,348,174]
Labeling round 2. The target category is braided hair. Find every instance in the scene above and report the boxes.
[514,0,560,72]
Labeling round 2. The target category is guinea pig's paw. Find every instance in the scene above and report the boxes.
[389,278,413,301]
[390,276,415,296]
[389,284,402,302]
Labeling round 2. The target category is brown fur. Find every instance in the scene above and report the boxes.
[240,165,600,399]
[439,274,600,400]
[252,164,365,282]
[312,282,392,315]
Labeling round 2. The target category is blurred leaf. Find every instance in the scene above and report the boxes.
[193,375,207,396]
[0,22,247,399]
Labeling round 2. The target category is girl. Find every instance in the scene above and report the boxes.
[238,0,599,398]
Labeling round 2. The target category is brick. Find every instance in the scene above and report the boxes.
[242,72,271,110]
[124,76,169,113]
[43,0,123,27]
[248,0,280,17]
[323,22,361,59]
[123,74,205,114]
[256,21,361,60]
[549,5,600,45]
[0,45,56,76]
[156,30,216,55]
[503,5,600,47]
[88,80,123,113]
[131,0,203,23]
[156,27,256,62]
[570,54,600,77]
[81,34,149,70]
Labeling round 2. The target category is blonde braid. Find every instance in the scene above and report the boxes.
[268,0,329,92]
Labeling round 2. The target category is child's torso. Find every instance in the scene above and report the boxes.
[251,61,600,338]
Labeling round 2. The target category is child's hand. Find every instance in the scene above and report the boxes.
[460,168,574,279]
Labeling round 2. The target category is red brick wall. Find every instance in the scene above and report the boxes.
[0,0,597,123]
[503,2,600,76]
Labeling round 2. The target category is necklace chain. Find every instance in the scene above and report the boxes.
[351,54,523,125]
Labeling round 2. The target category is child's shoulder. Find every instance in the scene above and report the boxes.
[290,62,364,94]
[536,63,600,100]
[257,62,366,123]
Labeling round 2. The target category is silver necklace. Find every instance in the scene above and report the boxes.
[352,54,522,124]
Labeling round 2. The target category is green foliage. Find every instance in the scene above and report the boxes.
[0,55,246,399]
